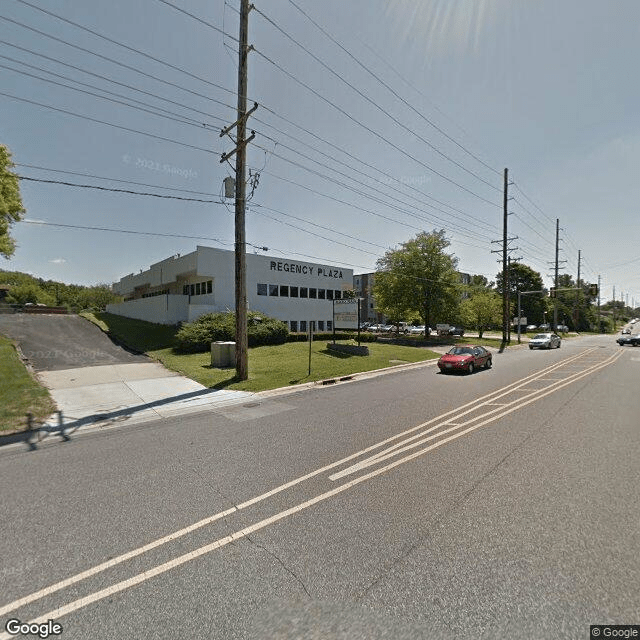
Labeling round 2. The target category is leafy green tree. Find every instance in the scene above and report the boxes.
[6,283,55,305]
[496,262,545,325]
[0,145,25,259]
[460,291,502,338]
[373,230,460,329]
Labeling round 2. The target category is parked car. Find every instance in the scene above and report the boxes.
[556,324,569,333]
[616,334,640,346]
[538,323,550,331]
[448,326,464,336]
[621,327,631,334]
[437,345,492,374]
[525,325,538,332]
[529,332,561,349]
[408,325,430,336]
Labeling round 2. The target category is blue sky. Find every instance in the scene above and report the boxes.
[1,0,639,306]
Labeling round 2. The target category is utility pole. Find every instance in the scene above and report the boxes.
[503,169,508,342]
[574,249,581,330]
[553,218,560,332]
[613,285,616,331]
[597,275,601,332]
[491,169,516,342]
[220,0,254,380]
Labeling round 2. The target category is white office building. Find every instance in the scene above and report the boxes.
[108,246,354,332]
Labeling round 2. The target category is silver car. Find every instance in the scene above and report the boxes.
[529,332,561,349]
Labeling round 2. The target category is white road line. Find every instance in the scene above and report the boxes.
[0,349,622,637]
[0,348,602,618]
[329,350,621,481]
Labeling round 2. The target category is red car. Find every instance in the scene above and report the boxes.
[437,345,492,374]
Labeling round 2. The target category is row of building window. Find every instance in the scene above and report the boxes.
[288,320,332,332]
[141,289,170,299]
[182,280,213,296]
[257,284,343,300]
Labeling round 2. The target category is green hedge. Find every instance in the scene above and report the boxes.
[286,331,378,343]
[174,311,288,352]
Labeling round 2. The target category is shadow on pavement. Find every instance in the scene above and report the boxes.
[1,386,253,450]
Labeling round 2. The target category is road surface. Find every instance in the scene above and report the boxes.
[1,333,638,639]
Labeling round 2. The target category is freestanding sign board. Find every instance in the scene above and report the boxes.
[333,299,359,329]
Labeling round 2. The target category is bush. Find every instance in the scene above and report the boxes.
[174,311,288,352]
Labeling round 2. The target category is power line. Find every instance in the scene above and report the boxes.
[15,163,216,196]
[255,140,498,238]
[0,91,221,155]
[253,5,501,193]
[20,219,233,245]
[0,60,222,131]
[0,15,237,107]
[15,175,226,203]
[0,15,499,230]
[0,38,236,115]
[348,20,501,177]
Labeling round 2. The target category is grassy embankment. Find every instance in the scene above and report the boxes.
[0,334,56,431]
[81,312,444,392]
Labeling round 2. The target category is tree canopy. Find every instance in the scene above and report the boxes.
[496,262,545,324]
[0,145,25,259]
[373,230,460,328]
[460,291,502,338]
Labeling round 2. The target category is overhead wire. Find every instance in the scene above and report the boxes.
[0,91,222,155]
[0,13,500,235]
[252,5,501,193]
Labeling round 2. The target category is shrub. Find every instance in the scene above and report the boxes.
[174,311,288,352]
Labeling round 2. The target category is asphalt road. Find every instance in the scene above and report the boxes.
[0,314,148,370]
[1,334,638,639]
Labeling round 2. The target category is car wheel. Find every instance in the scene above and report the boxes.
[529,346,533,350]
[467,363,474,374]
[485,358,492,369]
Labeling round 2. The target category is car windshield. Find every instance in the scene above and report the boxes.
[533,334,549,340]
[449,347,473,355]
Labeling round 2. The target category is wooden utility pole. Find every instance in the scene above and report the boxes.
[553,218,559,331]
[502,168,508,342]
[234,0,250,380]
[574,249,581,330]
[597,275,601,332]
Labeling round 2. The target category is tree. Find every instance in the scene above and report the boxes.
[0,145,25,259]
[460,291,502,338]
[373,230,460,329]
[496,262,545,325]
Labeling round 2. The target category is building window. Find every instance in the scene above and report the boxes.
[309,288,317,299]
[310,321,316,331]
[334,290,341,300]
[318,289,325,299]
[196,282,201,295]
[300,287,308,298]
[327,320,332,330]
[318,320,324,331]
[190,284,195,296]
[290,286,298,298]
[269,284,279,296]
[300,320,307,332]
[280,285,289,297]
[290,320,298,332]
[370,303,374,309]
[257,283,267,296]
[326,289,333,300]
[183,285,189,295]
[207,280,213,294]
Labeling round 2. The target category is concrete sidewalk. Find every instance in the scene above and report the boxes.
[38,361,255,429]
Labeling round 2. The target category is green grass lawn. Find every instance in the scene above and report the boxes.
[82,312,441,392]
[0,334,56,431]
